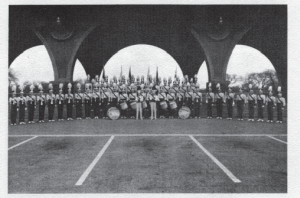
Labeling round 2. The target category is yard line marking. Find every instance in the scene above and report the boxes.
[189,135,241,183]
[75,135,115,186]
[8,136,38,151]
[8,134,287,137]
[267,136,287,144]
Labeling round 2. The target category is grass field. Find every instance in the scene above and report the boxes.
[8,119,287,193]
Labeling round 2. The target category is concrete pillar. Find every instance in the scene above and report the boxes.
[191,18,251,87]
[33,21,98,83]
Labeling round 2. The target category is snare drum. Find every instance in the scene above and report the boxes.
[169,101,177,109]
[120,102,128,110]
[107,107,120,120]
[130,101,137,110]
[160,101,168,109]
[142,101,148,109]
[178,106,191,119]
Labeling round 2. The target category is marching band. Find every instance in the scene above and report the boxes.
[9,74,286,125]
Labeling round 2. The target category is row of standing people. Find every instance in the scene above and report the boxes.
[9,79,286,125]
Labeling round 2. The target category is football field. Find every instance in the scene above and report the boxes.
[8,118,287,193]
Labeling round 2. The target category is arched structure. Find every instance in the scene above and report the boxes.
[9,5,287,96]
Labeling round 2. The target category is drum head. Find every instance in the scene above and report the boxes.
[130,102,137,109]
[178,106,191,119]
[120,102,128,110]
[107,107,120,120]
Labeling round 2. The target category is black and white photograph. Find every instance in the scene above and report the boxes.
[3,0,299,196]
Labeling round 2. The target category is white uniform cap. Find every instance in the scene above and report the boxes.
[268,86,273,92]
[277,86,282,92]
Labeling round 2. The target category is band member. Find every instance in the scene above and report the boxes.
[110,83,119,108]
[276,86,286,123]
[206,82,214,119]
[265,86,276,123]
[235,86,247,121]
[226,87,235,120]
[75,83,83,120]
[247,84,257,121]
[102,82,110,119]
[193,83,202,119]
[172,79,180,118]
[18,85,27,124]
[119,85,128,119]
[93,82,101,119]
[128,84,137,118]
[84,83,92,119]
[158,86,168,118]
[257,84,266,122]
[215,83,225,119]
[65,83,74,120]
[9,85,18,125]
[185,83,193,118]
[177,82,184,111]
[167,84,176,118]
[47,83,55,122]
[56,83,65,121]
[148,84,159,120]
[27,84,36,124]
[136,86,143,120]
[37,84,46,122]
[143,83,151,119]
[99,79,105,119]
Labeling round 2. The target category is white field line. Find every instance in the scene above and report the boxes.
[8,136,38,151]
[75,135,115,186]
[267,136,287,144]
[189,135,241,183]
[8,134,287,137]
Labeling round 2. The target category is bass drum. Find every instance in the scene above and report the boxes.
[107,107,120,120]
[178,106,191,119]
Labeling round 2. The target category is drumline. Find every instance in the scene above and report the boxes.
[9,74,286,124]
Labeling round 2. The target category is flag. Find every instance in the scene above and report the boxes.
[102,67,105,80]
[156,66,158,85]
[128,66,131,82]
[147,66,150,84]
[120,65,123,80]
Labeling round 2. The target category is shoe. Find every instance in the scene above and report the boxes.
[241,119,243,121]
[267,120,270,122]
[252,119,255,121]
[237,119,240,120]
[220,117,222,119]
[248,119,251,121]
[270,120,273,123]
[280,121,283,123]
[207,117,210,119]
[11,124,13,126]
[14,123,17,125]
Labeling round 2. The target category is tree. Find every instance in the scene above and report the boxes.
[8,68,18,86]
[246,69,278,89]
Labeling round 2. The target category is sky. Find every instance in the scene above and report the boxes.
[10,44,275,89]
